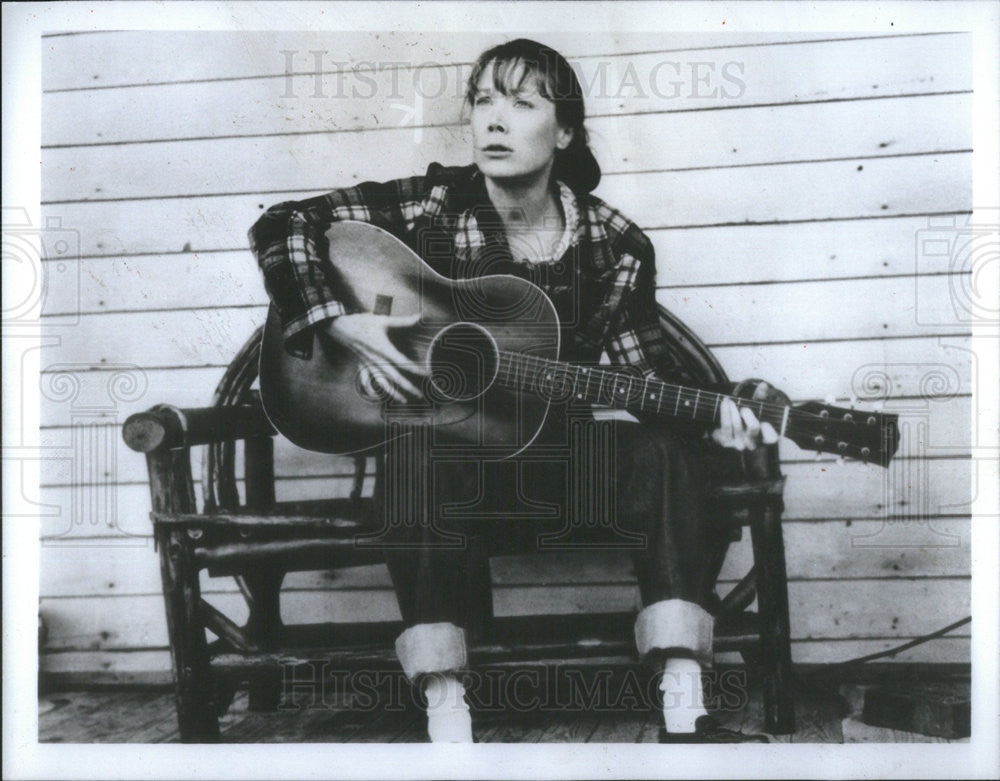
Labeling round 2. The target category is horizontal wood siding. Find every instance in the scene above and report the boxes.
[38,30,972,680]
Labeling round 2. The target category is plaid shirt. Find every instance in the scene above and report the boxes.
[249,162,703,387]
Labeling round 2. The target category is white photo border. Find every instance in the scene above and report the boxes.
[3,2,998,779]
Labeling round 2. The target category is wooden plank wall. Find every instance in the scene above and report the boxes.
[38,31,973,683]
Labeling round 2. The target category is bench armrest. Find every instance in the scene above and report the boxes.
[122,403,275,453]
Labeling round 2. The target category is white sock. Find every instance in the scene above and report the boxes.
[660,657,709,733]
[423,674,473,743]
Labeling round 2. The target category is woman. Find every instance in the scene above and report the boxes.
[250,38,786,743]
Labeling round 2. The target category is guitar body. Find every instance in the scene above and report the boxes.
[259,221,560,456]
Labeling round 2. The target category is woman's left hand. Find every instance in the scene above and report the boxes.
[710,379,788,451]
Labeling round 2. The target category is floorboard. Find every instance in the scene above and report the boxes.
[636,709,663,743]
[476,711,550,743]
[534,710,603,743]
[38,673,970,744]
[587,707,650,743]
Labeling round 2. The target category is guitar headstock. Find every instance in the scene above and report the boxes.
[785,400,900,467]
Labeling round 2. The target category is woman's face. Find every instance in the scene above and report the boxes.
[470,61,572,185]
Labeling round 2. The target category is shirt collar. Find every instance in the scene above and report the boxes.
[460,166,580,260]
[552,179,580,259]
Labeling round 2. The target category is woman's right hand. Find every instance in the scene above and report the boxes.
[321,313,427,403]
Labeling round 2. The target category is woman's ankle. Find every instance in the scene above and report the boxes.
[423,674,473,743]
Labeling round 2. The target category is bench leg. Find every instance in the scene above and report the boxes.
[243,567,285,711]
[158,528,220,742]
[749,503,796,734]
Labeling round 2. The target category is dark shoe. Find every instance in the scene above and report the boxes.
[659,715,771,743]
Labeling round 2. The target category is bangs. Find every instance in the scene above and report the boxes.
[471,55,557,101]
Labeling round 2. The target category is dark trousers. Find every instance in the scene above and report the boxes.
[376,413,741,630]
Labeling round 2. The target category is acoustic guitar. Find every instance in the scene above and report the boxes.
[259,221,900,466]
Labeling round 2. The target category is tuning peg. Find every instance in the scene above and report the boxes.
[860,446,871,464]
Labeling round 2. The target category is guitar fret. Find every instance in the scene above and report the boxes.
[535,356,547,394]
[529,356,540,390]
[497,354,510,388]
[693,389,701,419]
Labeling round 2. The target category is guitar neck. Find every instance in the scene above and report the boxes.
[495,351,784,432]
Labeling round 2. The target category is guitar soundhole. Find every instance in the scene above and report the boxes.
[426,322,500,402]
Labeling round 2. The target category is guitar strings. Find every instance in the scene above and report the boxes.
[391,332,885,428]
[400,333,878,429]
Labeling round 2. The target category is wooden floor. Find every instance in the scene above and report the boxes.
[39,672,971,744]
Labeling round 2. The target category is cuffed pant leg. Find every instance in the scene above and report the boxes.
[634,598,714,668]
[394,622,469,684]
[378,453,476,687]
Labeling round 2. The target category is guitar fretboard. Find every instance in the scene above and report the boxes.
[495,350,782,431]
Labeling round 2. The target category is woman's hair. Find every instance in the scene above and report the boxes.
[464,38,601,194]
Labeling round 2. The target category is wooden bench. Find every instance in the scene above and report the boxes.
[122,310,796,742]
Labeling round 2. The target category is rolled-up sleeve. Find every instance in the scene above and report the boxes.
[248,174,430,346]
[250,198,348,342]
